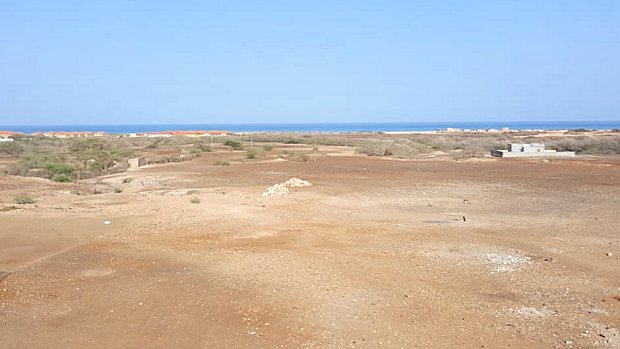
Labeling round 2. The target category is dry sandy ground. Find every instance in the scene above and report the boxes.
[1,149,619,348]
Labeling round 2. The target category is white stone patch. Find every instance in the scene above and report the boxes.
[262,178,312,197]
[514,306,553,318]
[483,253,531,273]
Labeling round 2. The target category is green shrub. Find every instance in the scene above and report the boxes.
[0,142,24,156]
[113,188,123,193]
[213,160,230,166]
[110,148,134,158]
[189,196,201,204]
[89,162,104,172]
[43,163,74,174]
[194,142,212,152]
[17,153,62,171]
[52,174,72,182]
[245,148,258,159]
[262,144,273,151]
[14,195,35,204]
[224,140,242,150]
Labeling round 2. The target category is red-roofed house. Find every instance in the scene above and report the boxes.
[0,131,20,139]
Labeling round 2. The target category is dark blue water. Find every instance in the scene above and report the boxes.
[1,121,619,134]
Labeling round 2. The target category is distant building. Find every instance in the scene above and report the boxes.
[206,130,231,136]
[130,130,232,138]
[32,131,107,138]
[491,143,575,158]
[445,128,462,132]
[0,131,20,139]
[131,131,173,138]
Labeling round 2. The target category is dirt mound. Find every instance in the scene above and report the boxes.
[261,178,312,197]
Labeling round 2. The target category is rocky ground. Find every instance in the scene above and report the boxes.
[1,146,619,348]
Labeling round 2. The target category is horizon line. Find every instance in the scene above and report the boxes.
[2,120,619,128]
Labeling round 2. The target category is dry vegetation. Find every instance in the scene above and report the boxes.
[245,131,620,159]
[1,131,619,183]
[0,136,216,180]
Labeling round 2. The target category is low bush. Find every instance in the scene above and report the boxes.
[224,140,242,150]
[43,162,74,174]
[194,142,212,152]
[189,196,201,204]
[52,174,72,182]
[262,144,273,151]
[0,142,24,156]
[89,162,104,172]
[245,148,258,159]
[14,195,35,204]
[213,160,230,166]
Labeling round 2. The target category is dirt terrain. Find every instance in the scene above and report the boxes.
[1,145,619,348]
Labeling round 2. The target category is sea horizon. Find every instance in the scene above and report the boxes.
[1,120,619,134]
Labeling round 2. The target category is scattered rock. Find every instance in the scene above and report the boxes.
[514,306,552,318]
[606,252,613,257]
[484,253,530,273]
[262,183,289,197]
[103,221,111,225]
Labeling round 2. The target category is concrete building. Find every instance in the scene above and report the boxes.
[128,157,147,169]
[492,143,575,158]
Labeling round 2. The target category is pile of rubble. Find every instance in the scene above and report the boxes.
[262,178,312,197]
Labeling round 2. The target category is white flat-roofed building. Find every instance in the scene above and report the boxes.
[492,143,575,158]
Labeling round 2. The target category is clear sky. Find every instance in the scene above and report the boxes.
[1,0,619,125]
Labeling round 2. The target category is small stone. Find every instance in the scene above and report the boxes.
[605,252,613,257]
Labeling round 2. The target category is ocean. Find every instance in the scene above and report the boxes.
[1,121,619,134]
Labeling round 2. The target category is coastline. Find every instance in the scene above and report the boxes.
[1,121,619,135]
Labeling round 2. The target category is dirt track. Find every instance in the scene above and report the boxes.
[1,151,619,348]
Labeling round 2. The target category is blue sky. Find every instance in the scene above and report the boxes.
[1,0,619,125]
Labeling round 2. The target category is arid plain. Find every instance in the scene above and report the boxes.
[1,141,619,348]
